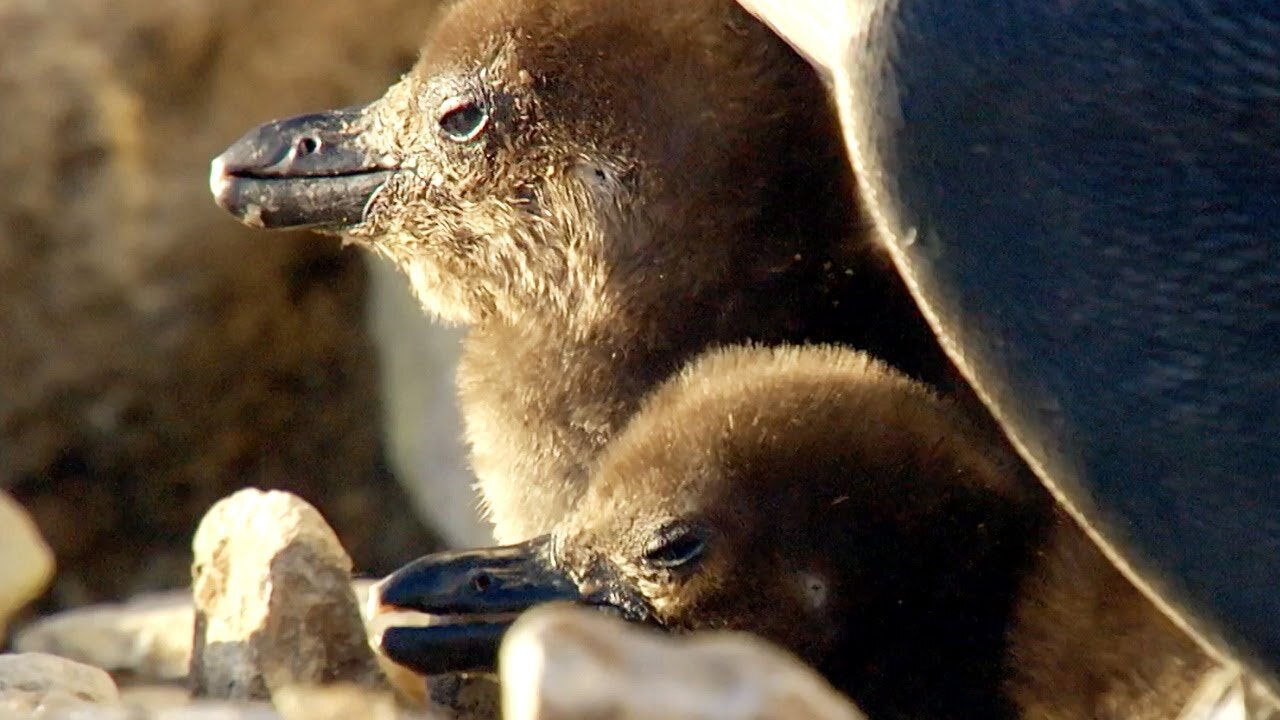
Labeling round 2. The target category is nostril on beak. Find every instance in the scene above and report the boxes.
[296,136,320,156]
[471,572,493,592]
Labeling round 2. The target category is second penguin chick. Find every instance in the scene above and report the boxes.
[372,345,1210,720]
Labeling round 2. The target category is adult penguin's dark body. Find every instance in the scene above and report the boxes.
[370,345,1211,720]
[740,0,1280,683]
[209,0,956,542]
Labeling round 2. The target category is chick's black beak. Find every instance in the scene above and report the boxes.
[209,104,397,230]
[368,536,582,675]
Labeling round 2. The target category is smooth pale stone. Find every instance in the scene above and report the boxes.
[14,591,193,681]
[0,493,55,639]
[499,604,867,720]
[0,652,120,716]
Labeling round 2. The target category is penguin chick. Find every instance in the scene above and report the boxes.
[209,0,953,542]
[371,344,1211,720]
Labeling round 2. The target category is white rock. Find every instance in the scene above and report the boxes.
[0,652,119,717]
[499,605,867,720]
[14,591,193,681]
[190,489,384,700]
[0,493,55,637]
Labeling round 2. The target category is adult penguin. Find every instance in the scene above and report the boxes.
[737,0,1280,694]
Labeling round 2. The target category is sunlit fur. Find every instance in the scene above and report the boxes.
[548,345,1210,720]
[332,0,950,541]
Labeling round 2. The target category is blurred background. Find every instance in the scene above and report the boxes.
[0,0,490,627]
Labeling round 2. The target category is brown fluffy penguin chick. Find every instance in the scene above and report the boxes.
[564,346,1213,718]
[374,345,1210,719]
[211,0,953,543]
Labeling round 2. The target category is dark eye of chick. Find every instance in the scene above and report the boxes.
[642,523,709,569]
[438,98,489,142]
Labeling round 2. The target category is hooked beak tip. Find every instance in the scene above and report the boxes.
[208,105,395,231]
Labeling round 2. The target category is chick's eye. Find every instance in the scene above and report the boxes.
[642,524,709,569]
[438,98,489,142]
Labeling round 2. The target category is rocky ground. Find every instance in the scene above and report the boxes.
[0,488,867,720]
